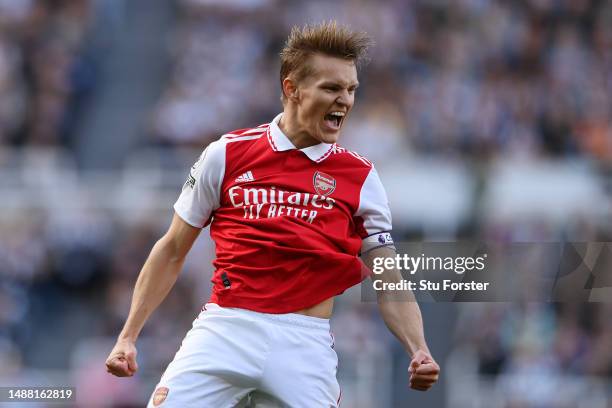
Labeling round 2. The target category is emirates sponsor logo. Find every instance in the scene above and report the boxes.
[313,171,336,196]
[229,186,335,209]
[152,387,169,406]
[228,185,336,224]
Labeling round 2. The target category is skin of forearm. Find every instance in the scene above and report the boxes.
[118,235,187,342]
[362,247,430,356]
[377,292,430,356]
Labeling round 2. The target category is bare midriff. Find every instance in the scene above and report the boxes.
[295,297,334,319]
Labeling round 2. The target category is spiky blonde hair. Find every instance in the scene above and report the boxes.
[279,21,372,100]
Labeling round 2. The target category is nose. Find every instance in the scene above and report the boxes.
[336,90,352,107]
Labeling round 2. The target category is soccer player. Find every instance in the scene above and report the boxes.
[105,21,440,407]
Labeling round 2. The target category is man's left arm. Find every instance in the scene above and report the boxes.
[361,245,440,391]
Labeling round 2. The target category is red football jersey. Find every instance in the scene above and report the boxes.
[174,114,393,313]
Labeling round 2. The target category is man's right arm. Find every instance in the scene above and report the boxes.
[105,213,201,377]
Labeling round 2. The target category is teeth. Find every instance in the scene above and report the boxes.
[329,112,345,117]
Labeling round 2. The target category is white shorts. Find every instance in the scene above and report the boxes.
[147,303,341,408]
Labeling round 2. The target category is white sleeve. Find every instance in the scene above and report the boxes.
[173,140,226,228]
[354,166,394,252]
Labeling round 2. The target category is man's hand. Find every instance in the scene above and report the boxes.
[105,214,200,378]
[362,246,439,391]
[106,339,139,377]
[408,350,440,391]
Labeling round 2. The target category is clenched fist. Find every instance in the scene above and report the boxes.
[106,339,139,377]
[408,350,440,391]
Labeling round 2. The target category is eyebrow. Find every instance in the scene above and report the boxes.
[321,81,360,88]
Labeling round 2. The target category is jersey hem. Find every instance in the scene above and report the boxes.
[208,276,364,314]
[361,229,393,239]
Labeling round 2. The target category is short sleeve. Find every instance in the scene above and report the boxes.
[354,166,394,252]
[173,140,226,228]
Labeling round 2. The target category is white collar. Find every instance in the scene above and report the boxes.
[267,113,335,162]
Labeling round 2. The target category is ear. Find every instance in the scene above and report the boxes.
[282,77,299,102]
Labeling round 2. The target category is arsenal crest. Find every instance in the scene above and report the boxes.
[313,171,336,196]
[152,387,169,406]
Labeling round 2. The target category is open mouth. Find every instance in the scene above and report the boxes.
[324,111,345,130]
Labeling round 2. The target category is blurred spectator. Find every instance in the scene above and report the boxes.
[1,1,611,407]
[151,0,612,164]
[0,0,96,147]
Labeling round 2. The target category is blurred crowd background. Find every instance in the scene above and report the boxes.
[0,0,610,407]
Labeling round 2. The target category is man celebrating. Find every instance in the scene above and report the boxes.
[106,21,439,407]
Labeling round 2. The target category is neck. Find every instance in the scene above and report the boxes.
[278,110,321,149]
